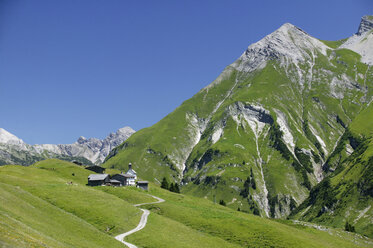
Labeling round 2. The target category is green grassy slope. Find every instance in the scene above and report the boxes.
[290,103,373,238]
[103,22,373,220]
[129,186,372,248]
[1,159,371,247]
[103,67,239,183]
[0,182,124,248]
[0,161,142,236]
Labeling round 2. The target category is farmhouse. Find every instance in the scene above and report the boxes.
[137,181,149,190]
[86,165,106,174]
[111,173,136,186]
[86,163,146,189]
[88,174,109,186]
[109,179,122,186]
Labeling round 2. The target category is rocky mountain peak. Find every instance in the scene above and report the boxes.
[234,22,328,72]
[116,126,135,135]
[0,128,24,146]
[341,15,373,65]
[357,15,373,35]
[77,136,87,144]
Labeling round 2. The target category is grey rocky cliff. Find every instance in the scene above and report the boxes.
[0,127,135,165]
[341,15,373,65]
[357,15,373,35]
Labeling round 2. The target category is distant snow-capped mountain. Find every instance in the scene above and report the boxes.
[0,127,135,166]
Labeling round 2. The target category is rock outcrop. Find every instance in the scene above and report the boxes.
[357,15,373,35]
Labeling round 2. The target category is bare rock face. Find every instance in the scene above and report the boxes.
[233,23,328,73]
[0,127,135,165]
[357,15,373,35]
[341,15,373,65]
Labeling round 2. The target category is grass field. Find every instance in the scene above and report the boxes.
[132,186,372,248]
[0,159,372,247]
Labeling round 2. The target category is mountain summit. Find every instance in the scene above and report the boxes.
[357,15,373,35]
[340,15,373,65]
[0,128,25,146]
[233,23,328,73]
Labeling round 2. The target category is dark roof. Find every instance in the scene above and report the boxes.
[112,173,125,178]
[112,173,135,178]
[86,165,105,169]
[137,181,149,184]
[88,174,109,181]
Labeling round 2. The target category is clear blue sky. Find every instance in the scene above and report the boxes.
[0,0,371,144]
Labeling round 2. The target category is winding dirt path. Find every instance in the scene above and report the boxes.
[115,194,165,248]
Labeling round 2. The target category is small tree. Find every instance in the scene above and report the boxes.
[250,168,256,189]
[161,177,169,190]
[219,199,226,206]
[173,183,180,193]
[169,183,175,192]
[253,207,260,216]
[345,221,355,232]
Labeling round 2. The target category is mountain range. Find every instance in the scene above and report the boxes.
[0,126,135,166]
[103,15,373,237]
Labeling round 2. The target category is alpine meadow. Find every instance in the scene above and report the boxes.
[1,8,373,248]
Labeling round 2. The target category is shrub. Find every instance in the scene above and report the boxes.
[161,177,169,190]
[345,221,355,232]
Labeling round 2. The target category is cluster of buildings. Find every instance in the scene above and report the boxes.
[86,163,148,190]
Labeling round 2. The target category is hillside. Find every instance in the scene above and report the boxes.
[290,103,373,238]
[103,15,373,221]
[0,159,372,247]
